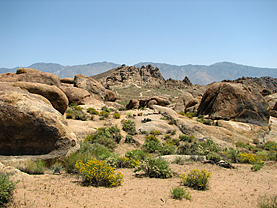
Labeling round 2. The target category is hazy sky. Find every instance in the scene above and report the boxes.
[0,0,276,68]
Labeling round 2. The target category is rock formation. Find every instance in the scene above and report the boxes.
[93,64,165,87]
[197,82,270,126]
[126,96,170,110]
[0,83,78,158]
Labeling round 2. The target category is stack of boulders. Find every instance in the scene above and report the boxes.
[0,68,117,159]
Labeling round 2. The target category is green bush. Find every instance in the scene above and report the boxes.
[0,172,19,206]
[125,149,149,161]
[251,161,264,171]
[113,113,121,119]
[85,126,122,150]
[180,169,212,190]
[119,107,126,111]
[235,141,247,148]
[206,152,222,163]
[75,111,87,121]
[86,107,99,115]
[116,157,140,168]
[99,111,109,119]
[170,186,192,200]
[261,141,277,151]
[158,143,176,155]
[142,135,162,153]
[134,157,172,179]
[172,156,185,165]
[121,119,136,135]
[101,106,111,113]
[75,159,124,187]
[227,148,240,163]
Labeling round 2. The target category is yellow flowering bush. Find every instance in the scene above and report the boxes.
[75,159,124,187]
[238,152,262,164]
[180,169,211,190]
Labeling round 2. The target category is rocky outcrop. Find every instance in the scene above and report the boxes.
[61,86,92,105]
[0,70,61,88]
[16,67,41,74]
[93,64,165,87]
[126,96,170,110]
[105,89,117,102]
[174,92,194,112]
[197,82,270,126]
[74,74,108,101]
[6,82,68,114]
[0,83,78,158]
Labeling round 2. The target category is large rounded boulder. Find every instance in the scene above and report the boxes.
[8,82,68,114]
[0,69,61,88]
[0,83,78,158]
[197,82,270,126]
[61,86,93,105]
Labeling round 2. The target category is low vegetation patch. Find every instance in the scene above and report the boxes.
[180,169,211,190]
[75,159,124,187]
[170,186,192,200]
[121,119,136,135]
[258,195,277,208]
[0,172,19,206]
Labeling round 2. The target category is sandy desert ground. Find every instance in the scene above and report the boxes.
[8,161,277,208]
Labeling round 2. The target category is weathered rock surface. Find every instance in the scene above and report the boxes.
[0,83,78,158]
[0,70,61,88]
[126,96,170,110]
[197,82,270,126]
[6,82,68,114]
[16,67,41,74]
[61,86,92,105]
[74,74,107,100]
[93,64,165,87]
[174,92,194,112]
[105,89,117,102]
[60,77,74,84]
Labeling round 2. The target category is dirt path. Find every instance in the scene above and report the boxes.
[10,162,277,208]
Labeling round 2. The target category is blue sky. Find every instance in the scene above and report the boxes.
[0,0,276,68]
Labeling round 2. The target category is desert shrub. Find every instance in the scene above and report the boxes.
[170,186,192,200]
[85,126,122,150]
[166,130,176,135]
[51,163,63,174]
[150,130,161,135]
[165,138,180,147]
[168,117,177,125]
[62,151,93,173]
[69,103,78,107]
[101,106,111,113]
[160,117,167,120]
[238,152,262,164]
[227,148,240,163]
[235,141,247,148]
[253,138,260,145]
[178,111,186,116]
[119,107,126,111]
[86,107,99,115]
[18,159,46,174]
[197,139,220,154]
[134,157,172,179]
[113,113,121,119]
[0,172,19,206]
[126,112,132,117]
[256,151,269,161]
[121,119,136,135]
[99,111,109,119]
[251,161,264,171]
[206,152,222,163]
[158,143,176,155]
[258,195,277,208]
[268,150,277,161]
[261,141,277,151]
[125,134,134,143]
[179,134,195,143]
[75,159,124,187]
[75,106,83,111]
[163,134,171,140]
[65,109,74,119]
[142,135,162,153]
[180,169,212,190]
[116,157,140,168]
[125,149,149,161]
[74,111,87,121]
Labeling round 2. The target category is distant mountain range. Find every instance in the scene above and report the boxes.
[1,61,276,85]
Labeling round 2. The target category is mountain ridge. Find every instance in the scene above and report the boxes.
[1,61,276,85]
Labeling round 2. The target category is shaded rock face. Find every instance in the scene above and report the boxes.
[74,74,108,101]
[8,82,68,114]
[126,96,170,110]
[0,70,61,88]
[94,64,165,87]
[197,82,270,126]
[60,77,74,84]
[105,89,117,102]
[0,83,77,157]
